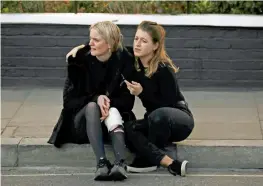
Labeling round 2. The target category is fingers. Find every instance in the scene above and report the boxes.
[126,80,140,87]
[124,80,132,86]
[66,49,77,63]
[66,53,70,60]
[101,96,110,109]
[103,96,110,103]
[100,106,109,121]
[66,45,85,61]
[102,104,109,111]
[98,95,110,117]
[98,95,110,106]
[131,81,139,85]
[100,114,108,121]
[125,82,136,89]
[99,106,107,116]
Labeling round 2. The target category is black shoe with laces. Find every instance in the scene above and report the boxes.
[94,158,113,181]
[126,156,158,173]
[109,159,128,181]
[167,160,188,177]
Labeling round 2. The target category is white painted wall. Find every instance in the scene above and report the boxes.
[1,13,263,27]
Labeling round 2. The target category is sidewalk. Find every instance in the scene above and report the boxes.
[1,86,263,169]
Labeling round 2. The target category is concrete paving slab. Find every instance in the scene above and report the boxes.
[132,97,145,119]
[1,138,21,167]
[261,121,263,138]
[2,126,18,137]
[253,91,263,121]
[253,91,263,103]
[258,104,263,121]
[10,105,62,124]
[8,120,57,127]
[12,126,53,138]
[184,91,256,108]
[176,140,263,169]
[22,88,63,105]
[1,119,10,129]
[1,102,23,119]
[191,107,259,123]
[189,122,263,140]
[1,89,31,102]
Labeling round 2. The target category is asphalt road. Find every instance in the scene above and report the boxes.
[2,167,263,186]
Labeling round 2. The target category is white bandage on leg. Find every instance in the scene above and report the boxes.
[104,107,123,132]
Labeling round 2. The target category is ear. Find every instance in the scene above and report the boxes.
[153,42,159,51]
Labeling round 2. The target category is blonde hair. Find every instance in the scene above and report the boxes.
[135,21,179,77]
[90,21,123,52]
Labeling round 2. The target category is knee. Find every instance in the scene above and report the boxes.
[148,109,163,124]
[104,107,124,132]
[85,102,99,110]
[123,120,135,131]
[148,108,167,126]
[84,102,99,113]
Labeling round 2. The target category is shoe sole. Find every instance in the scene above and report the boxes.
[109,171,127,181]
[94,173,111,181]
[126,166,158,173]
[180,160,188,177]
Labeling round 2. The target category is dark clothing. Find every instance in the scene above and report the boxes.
[73,102,127,163]
[73,102,109,143]
[88,56,109,96]
[124,59,194,165]
[134,59,192,116]
[48,45,136,148]
[125,107,194,165]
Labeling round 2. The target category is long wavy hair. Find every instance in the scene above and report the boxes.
[135,21,178,77]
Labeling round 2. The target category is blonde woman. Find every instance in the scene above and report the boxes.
[124,21,194,176]
[48,21,135,181]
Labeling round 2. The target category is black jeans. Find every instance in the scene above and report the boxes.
[125,107,194,165]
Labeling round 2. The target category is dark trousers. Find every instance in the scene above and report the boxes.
[73,102,136,163]
[124,107,194,165]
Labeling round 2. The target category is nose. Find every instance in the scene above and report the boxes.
[135,40,141,47]
[89,39,94,46]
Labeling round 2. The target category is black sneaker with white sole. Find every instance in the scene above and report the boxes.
[167,160,188,177]
[109,159,128,181]
[126,156,158,173]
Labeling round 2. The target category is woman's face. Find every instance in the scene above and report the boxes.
[89,28,109,57]
[133,29,158,58]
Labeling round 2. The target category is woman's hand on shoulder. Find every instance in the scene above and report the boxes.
[66,44,85,63]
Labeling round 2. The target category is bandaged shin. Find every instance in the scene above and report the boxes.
[104,107,124,132]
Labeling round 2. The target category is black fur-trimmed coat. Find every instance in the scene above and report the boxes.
[48,45,136,147]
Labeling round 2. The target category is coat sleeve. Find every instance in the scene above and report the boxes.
[110,81,135,112]
[110,51,135,112]
[62,76,90,111]
[63,45,94,111]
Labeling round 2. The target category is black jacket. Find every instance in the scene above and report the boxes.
[48,45,136,147]
[134,59,193,117]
